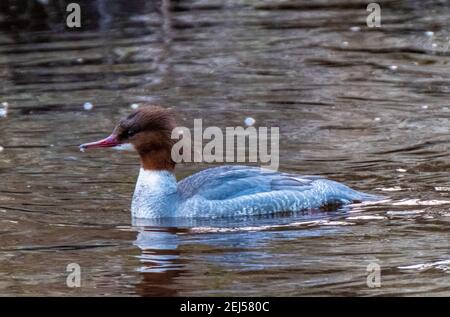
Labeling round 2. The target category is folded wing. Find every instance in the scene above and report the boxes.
[177,165,322,200]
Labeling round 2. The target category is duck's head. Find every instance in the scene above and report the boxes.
[80,105,177,171]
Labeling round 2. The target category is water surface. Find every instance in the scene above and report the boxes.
[0,0,450,296]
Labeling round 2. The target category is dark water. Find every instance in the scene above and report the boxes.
[1,0,450,296]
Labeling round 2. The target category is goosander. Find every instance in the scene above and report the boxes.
[80,105,380,218]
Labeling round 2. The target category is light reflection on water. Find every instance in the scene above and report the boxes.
[0,0,450,296]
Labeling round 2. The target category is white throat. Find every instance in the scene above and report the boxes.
[113,143,135,151]
[131,168,178,218]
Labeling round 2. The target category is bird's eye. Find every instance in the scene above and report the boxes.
[127,129,136,137]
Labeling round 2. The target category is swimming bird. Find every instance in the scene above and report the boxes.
[80,105,380,218]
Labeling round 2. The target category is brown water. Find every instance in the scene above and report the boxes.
[1,0,450,296]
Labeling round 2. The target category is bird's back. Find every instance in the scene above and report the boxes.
[176,165,379,218]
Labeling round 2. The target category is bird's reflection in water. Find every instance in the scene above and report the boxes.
[129,211,345,296]
[132,218,189,296]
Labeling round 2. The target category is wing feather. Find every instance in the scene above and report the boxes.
[177,165,318,200]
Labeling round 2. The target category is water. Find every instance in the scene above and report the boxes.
[1,0,450,296]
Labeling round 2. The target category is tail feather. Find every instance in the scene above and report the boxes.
[351,190,386,202]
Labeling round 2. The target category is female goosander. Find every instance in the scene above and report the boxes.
[80,105,380,219]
